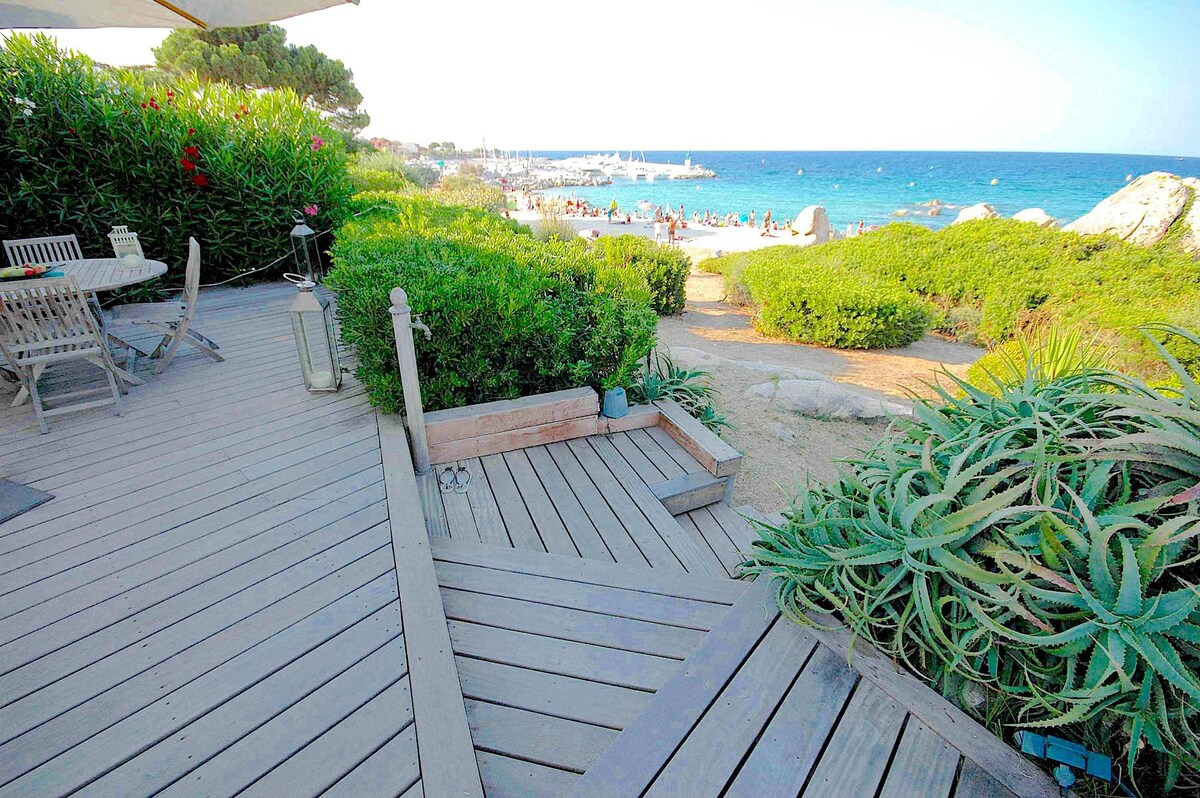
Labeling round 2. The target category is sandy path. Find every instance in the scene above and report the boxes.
[660,270,983,512]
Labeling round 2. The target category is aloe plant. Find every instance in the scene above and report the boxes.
[744,325,1200,793]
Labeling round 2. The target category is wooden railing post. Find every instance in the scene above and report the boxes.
[389,287,432,475]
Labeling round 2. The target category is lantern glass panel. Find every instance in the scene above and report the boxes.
[289,286,341,392]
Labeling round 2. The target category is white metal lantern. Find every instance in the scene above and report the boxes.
[109,225,145,268]
[290,214,322,282]
[285,273,341,392]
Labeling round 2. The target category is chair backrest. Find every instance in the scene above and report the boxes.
[3,235,83,268]
[183,237,201,305]
[0,277,103,360]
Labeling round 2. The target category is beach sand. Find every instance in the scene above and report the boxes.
[511,209,800,261]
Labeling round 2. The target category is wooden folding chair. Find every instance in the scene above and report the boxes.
[107,237,222,374]
[3,234,83,267]
[0,277,125,433]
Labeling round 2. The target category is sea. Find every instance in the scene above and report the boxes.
[538,150,1199,231]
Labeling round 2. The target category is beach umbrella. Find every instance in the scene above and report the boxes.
[0,0,357,29]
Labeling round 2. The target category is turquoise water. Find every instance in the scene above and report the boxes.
[540,150,1198,231]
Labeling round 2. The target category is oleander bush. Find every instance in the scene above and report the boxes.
[700,219,1200,369]
[592,235,691,315]
[327,193,657,412]
[0,34,352,285]
[743,327,1200,795]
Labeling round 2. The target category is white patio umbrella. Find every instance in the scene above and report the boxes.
[0,0,358,29]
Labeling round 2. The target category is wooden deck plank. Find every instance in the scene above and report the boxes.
[434,560,731,630]
[647,424,709,475]
[476,751,578,798]
[609,430,668,483]
[723,645,859,798]
[455,657,650,731]
[440,587,704,659]
[322,724,420,798]
[416,471,450,538]
[449,620,678,691]
[501,449,576,556]
[680,505,743,578]
[568,580,781,797]
[707,501,757,551]
[523,445,613,562]
[463,457,511,547]
[466,699,615,773]
[377,412,484,798]
[544,441,647,566]
[430,538,746,604]
[63,602,404,798]
[953,759,1019,798]
[626,427,687,479]
[654,399,742,478]
[586,436,727,578]
[240,678,415,798]
[798,682,908,798]
[877,719,961,798]
[153,637,407,797]
[643,619,819,797]
[650,471,727,515]
[0,575,398,795]
[480,452,543,551]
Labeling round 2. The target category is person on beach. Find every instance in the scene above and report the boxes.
[856,220,865,236]
[608,198,617,223]
[761,209,773,236]
[653,218,664,243]
[749,210,756,227]
[667,215,678,245]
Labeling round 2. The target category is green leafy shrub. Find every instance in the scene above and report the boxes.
[327,196,657,412]
[431,175,505,212]
[628,351,730,434]
[743,327,1200,794]
[744,263,931,349]
[354,150,439,188]
[347,166,418,194]
[0,34,351,285]
[701,219,1200,370]
[966,325,1116,395]
[592,235,691,315]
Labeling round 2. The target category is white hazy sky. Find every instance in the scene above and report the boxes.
[7,0,1199,156]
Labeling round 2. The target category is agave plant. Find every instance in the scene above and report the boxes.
[744,325,1200,793]
[627,350,731,434]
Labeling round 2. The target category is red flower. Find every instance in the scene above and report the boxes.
[183,145,200,158]
[192,174,209,187]
[187,127,196,135]
[233,113,240,120]
[180,157,196,171]
[68,127,76,134]
[140,102,147,108]
[239,104,248,113]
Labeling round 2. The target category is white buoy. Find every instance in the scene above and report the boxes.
[1125,174,1133,182]
[876,166,882,173]
[908,181,915,187]
[797,169,803,176]
[990,178,999,186]
[834,184,839,190]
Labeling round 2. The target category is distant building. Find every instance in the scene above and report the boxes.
[369,138,419,156]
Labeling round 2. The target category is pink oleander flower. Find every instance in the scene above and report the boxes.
[303,204,319,216]
[310,135,324,151]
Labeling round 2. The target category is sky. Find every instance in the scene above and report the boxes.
[5,0,1199,156]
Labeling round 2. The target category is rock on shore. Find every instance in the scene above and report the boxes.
[1012,208,1058,228]
[1183,177,1200,255]
[790,206,831,246]
[952,203,998,224]
[1064,171,1189,246]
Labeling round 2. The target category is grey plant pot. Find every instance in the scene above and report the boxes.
[602,387,629,418]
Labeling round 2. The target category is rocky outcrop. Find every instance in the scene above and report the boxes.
[1012,208,1058,228]
[952,203,998,224]
[744,380,910,421]
[1182,177,1200,255]
[891,209,909,218]
[789,205,831,246]
[927,206,942,217]
[1064,171,1189,246]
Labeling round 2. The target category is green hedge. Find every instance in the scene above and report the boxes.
[326,195,658,412]
[701,219,1200,366]
[0,34,352,286]
[745,264,930,349]
[592,235,690,315]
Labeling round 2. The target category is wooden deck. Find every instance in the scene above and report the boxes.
[0,282,1055,798]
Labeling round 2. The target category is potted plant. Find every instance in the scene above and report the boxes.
[600,372,630,418]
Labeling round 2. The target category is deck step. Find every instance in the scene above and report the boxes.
[650,472,728,515]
